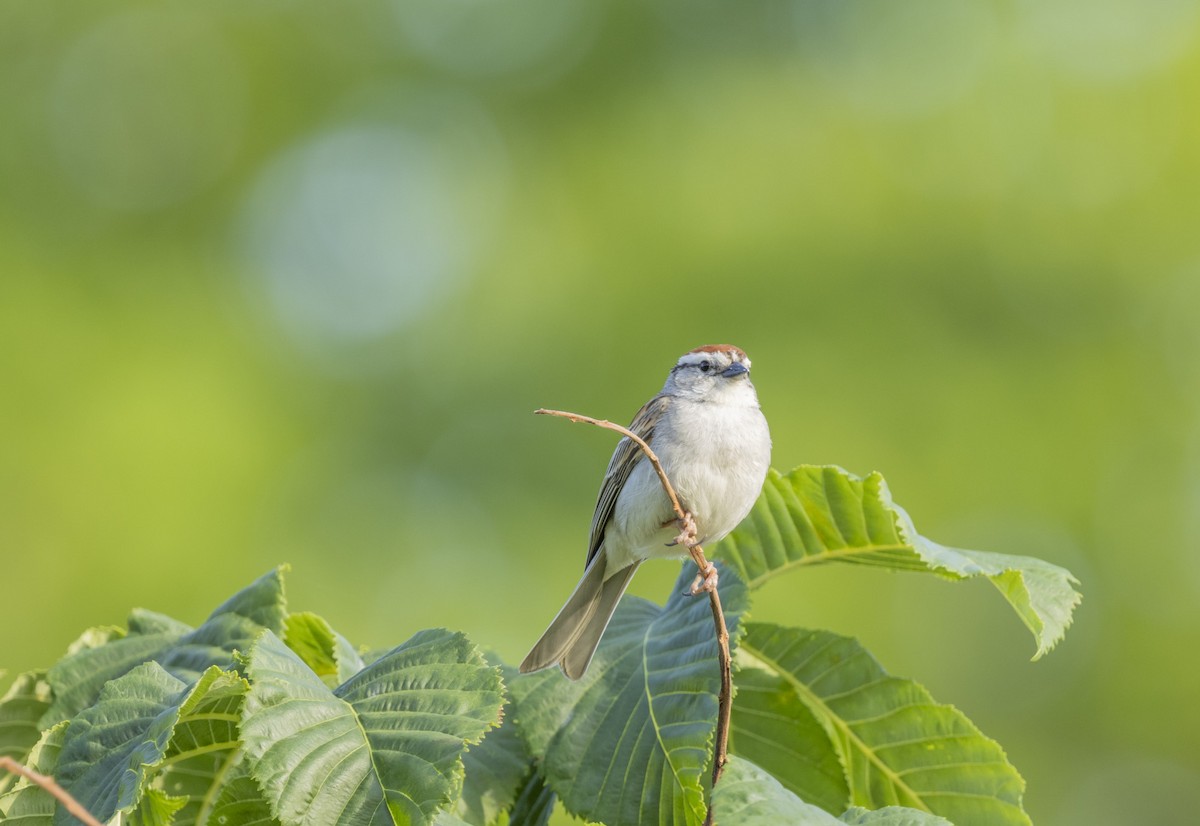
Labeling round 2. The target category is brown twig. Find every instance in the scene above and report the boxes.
[536,408,734,824]
[0,757,104,826]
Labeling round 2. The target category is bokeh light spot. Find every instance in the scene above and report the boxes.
[237,97,508,370]
[243,127,459,344]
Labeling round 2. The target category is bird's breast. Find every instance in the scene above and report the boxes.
[602,400,770,572]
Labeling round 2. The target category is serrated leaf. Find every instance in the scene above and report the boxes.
[455,673,531,826]
[50,664,250,826]
[283,611,364,686]
[509,563,749,826]
[202,760,279,826]
[129,789,188,826]
[0,671,53,779]
[714,466,1082,658]
[840,806,953,825]
[711,756,842,825]
[736,623,1029,825]
[151,667,249,826]
[53,662,191,825]
[42,617,188,728]
[0,720,69,823]
[155,568,289,681]
[241,628,504,826]
[42,569,288,726]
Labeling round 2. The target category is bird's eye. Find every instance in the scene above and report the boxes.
[699,360,711,372]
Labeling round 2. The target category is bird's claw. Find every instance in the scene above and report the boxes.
[688,564,719,596]
[674,512,699,549]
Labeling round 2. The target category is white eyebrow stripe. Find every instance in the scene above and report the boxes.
[676,353,720,367]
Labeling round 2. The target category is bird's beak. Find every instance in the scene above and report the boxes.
[721,362,749,378]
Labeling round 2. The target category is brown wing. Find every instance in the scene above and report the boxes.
[584,394,672,568]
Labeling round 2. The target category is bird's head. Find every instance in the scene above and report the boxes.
[663,344,755,401]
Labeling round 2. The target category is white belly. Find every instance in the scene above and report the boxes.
[601,398,770,574]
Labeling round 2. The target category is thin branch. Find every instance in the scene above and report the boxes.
[536,407,734,823]
[0,757,104,826]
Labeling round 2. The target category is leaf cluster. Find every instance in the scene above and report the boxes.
[0,466,1080,826]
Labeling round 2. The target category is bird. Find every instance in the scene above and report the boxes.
[520,344,771,680]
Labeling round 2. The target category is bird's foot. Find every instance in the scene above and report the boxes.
[688,564,719,595]
[673,512,699,549]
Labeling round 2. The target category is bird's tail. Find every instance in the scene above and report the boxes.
[519,555,640,680]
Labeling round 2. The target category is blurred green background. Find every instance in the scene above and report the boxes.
[2,1,1198,823]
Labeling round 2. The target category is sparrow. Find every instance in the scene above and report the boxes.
[520,344,771,680]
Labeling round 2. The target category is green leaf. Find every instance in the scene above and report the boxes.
[0,720,69,823]
[150,667,249,826]
[42,615,189,727]
[714,466,1082,658]
[703,756,953,826]
[241,628,504,826]
[736,623,1029,825]
[431,815,473,826]
[202,760,280,826]
[0,670,53,778]
[509,563,749,826]
[129,789,189,826]
[455,668,531,826]
[155,567,289,680]
[729,662,848,812]
[283,611,365,686]
[840,806,953,825]
[50,663,250,826]
[711,756,842,825]
[42,569,288,726]
[53,662,191,825]
[504,769,556,826]
[63,624,128,653]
